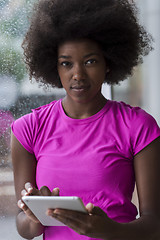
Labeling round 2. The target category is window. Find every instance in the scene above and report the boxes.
[0,1,64,239]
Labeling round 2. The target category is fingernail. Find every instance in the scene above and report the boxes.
[25,182,32,190]
[28,187,33,193]
[53,209,60,214]
[18,200,25,209]
[86,202,94,207]
[53,187,59,194]
[47,209,56,216]
[21,189,26,196]
[46,209,52,216]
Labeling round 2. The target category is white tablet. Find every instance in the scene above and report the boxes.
[22,196,87,226]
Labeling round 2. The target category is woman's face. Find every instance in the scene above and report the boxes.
[57,39,107,104]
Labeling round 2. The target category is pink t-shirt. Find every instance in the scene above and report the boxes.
[11,99,160,240]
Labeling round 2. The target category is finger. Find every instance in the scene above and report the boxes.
[18,199,30,213]
[40,186,52,196]
[51,187,60,196]
[47,211,86,235]
[88,205,107,217]
[18,199,26,210]
[48,208,89,223]
[86,203,107,217]
[24,182,38,195]
[21,189,28,197]
[85,203,94,214]
[25,182,41,195]
[24,208,40,223]
[18,199,40,223]
[25,182,33,193]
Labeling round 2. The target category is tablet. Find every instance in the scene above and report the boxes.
[22,196,87,226]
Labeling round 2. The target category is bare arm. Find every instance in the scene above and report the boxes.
[11,132,44,239]
[108,136,160,239]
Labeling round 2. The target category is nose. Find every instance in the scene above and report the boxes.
[72,64,86,81]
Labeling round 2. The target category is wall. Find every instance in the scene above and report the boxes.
[138,0,160,125]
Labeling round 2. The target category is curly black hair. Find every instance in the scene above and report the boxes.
[22,0,153,88]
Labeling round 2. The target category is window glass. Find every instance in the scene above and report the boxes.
[0,1,64,239]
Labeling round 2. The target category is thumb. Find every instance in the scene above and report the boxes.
[40,186,52,196]
[86,203,107,216]
[85,202,94,213]
[51,187,60,196]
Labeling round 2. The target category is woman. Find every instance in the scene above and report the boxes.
[11,0,160,239]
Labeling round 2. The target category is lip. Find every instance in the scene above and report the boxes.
[71,85,90,89]
[70,85,90,92]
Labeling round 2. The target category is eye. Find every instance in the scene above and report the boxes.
[85,59,97,65]
[59,61,72,67]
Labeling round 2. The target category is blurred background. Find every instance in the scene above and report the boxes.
[0,0,159,239]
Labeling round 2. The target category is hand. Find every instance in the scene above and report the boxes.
[47,203,113,239]
[18,182,60,223]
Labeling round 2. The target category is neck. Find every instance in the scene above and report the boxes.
[62,94,107,119]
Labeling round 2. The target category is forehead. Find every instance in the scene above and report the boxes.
[58,39,102,56]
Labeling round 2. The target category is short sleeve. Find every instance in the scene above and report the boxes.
[11,112,37,154]
[131,108,160,155]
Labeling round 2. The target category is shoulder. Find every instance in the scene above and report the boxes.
[108,100,136,116]
[32,99,59,119]
[108,100,160,154]
[11,99,60,134]
[108,100,155,122]
[11,100,60,153]
[109,99,160,134]
[13,99,59,127]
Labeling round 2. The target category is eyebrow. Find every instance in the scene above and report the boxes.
[58,52,100,59]
[58,55,71,59]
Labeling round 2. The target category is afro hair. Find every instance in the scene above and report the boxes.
[22,0,153,88]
